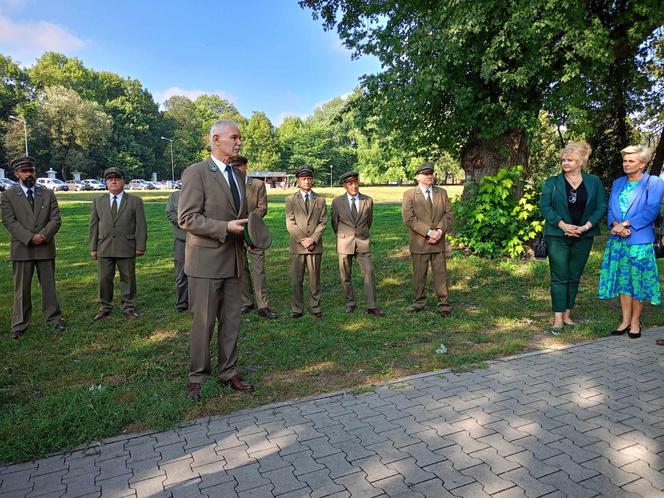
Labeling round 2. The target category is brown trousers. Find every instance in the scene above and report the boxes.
[97,257,136,312]
[338,252,377,309]
[410,252,450,311]
[188,276,241,383]
[173,238,188,311]
[12,259,62,333]
[291,253,322,314]
[240,247,269,309]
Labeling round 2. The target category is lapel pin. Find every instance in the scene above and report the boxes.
[209,163,218,172]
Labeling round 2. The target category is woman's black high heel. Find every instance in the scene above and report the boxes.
[611,326,630,336]
[628,323,642,339]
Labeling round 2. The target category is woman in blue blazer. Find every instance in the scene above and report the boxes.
[540,142,607,334]
[598,145,664,339]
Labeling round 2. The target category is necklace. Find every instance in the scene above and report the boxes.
[564,174,583,190]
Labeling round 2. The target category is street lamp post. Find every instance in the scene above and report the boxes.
[9,115,28,156]
[160,136,175,182]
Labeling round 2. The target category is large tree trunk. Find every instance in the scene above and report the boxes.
[460,128,529,196]
[649,126,664,177]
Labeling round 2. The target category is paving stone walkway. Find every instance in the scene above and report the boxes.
[2,328,664,498]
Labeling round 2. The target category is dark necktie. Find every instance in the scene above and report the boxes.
[351,197,358,221]
[226,166,240,211]
[111,196,118,218]
[27,189,34,211]
[426,189,433,211]
[304,193,310,213]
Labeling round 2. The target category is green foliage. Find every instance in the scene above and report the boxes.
[451,166,543,258]
[241,112,280,168]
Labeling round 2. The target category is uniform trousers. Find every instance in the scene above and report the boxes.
[188,275,241,383]
[12,259,62,333]
[97,257,136,312]
[411,252,451,311]
[291,253,322,313]
[338,252,377,309]
[173,238,188,311]
[241,247,269,309]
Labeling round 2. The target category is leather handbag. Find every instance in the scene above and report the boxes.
[533,236,547,260]
[654,214,664,259]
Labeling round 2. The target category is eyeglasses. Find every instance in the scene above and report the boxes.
[568,189,577,204]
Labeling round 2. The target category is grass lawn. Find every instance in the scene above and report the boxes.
[0,185,661,463]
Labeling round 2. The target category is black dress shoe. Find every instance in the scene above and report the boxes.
[438,309,452,318]
[124,309,139,318]
[176,306,188,313]
[241,305,255,314]
[289,312,303,319]
[93,310,110,321]
[611,327,630,336]
[345,304,356,313]
[52,320,66,332]
[312,311,324,318]
[408,306,424,313]
[222,375,254,391]
[10,329,25,339]
[367,308,384,317]
[186,382,201,402]
[628,330,641,339]
[257,308,278,319]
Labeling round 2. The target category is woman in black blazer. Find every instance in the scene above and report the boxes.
[539,141,607,334]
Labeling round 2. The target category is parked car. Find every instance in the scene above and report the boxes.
[66,180,92,191]
[37,178,69,191]
[81,179,106,190]
[0,178,16,192]
[127,179,155,190]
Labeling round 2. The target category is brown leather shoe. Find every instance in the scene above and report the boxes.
[438,309,452,317]
[222,374,254,391]
[186,382,201,402]
[124,309,139,318]
[312,311,324,318]
[345,304,356,313]
[52,320,66,332]
[93,310,110,321]
[408,306,424,313]
[367,308,385,317]
[289,311,303,319]
[257,307,278,319]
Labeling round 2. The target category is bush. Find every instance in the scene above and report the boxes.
[450,166,543,258]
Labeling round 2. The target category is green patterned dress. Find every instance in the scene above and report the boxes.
[597,181,661,304]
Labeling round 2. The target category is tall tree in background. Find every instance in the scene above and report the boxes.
[241,112,280,168]
[301,0,663,189]
[0,55,31,167]
[3,85,113,179]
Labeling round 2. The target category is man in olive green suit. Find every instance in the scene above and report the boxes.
[179,120,252,402]
[166,190,188,312]
[331,171,384,316]
[1,156,65,338]
[229,156,278,319]
[285,166,327,318]
[402,163,453,317]
[89,167,147,320]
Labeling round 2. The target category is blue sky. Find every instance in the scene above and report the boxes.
[0,0,380,124]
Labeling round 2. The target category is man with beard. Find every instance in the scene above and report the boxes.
[179,120,252,402]
[1,156,65,338]
[89,167,147,320]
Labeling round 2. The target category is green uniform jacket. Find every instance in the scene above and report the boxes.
[540,172,607,237]
[1,184,61,261]
[89,192,147,257]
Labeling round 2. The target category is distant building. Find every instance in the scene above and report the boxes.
[248,171,295,189]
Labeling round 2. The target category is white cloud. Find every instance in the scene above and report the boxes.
[154,86,235,105]
[0,15,86,60]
